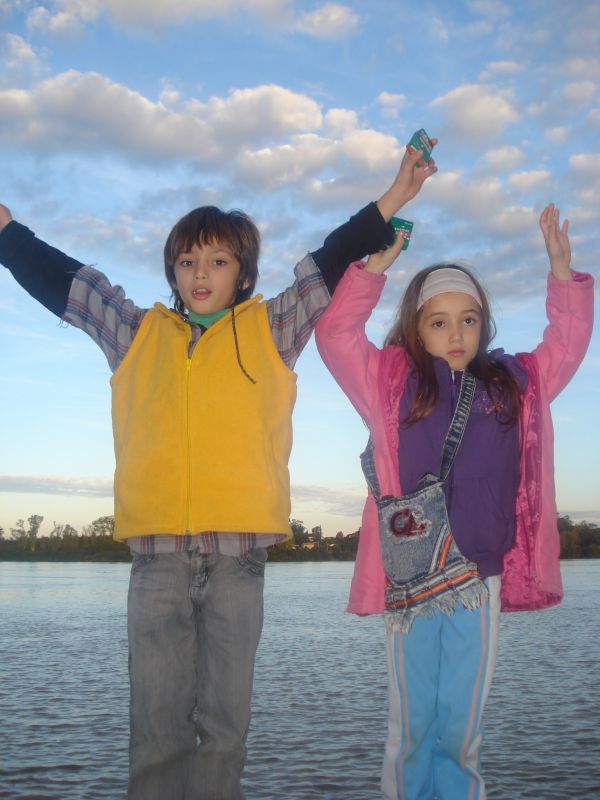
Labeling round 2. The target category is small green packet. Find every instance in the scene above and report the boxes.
[391,217,414,250]
[406,128,433,167]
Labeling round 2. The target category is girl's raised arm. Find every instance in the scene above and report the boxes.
[539,203,572,280]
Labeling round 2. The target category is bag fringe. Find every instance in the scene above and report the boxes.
[384,579,489,635]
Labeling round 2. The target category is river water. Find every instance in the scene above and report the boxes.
[0,560,598,799]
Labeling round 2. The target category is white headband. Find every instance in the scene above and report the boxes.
[417,267,482,311]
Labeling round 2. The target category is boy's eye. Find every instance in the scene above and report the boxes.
[179,259,193,268]
[213,258,227,266]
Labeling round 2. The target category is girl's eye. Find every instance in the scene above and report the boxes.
[179,259,193,268]
[432,320,445,329]
[464,317,478,326]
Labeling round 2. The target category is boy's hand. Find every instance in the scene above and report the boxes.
[364,228,406,274]
[0,204,13,232]
[377,138,438,222]
[539,203,571,280]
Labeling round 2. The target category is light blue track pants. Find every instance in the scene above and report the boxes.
[381,576,501,800]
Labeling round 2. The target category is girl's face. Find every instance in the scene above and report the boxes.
[417,291,482,371]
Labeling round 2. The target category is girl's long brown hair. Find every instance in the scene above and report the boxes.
[385,263,522,426]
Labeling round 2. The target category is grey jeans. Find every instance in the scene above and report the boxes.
[127,549,266,800]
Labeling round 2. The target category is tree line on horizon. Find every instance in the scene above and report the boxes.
[0,514,599,562]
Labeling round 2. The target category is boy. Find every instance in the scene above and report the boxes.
[0,142,437,800]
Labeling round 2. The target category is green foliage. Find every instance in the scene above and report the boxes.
[290,518,309,545]
[559,516,600,559]
[0,513,598,562]
[0,515,130,562]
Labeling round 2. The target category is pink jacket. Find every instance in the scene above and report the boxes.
[315,264,594,615]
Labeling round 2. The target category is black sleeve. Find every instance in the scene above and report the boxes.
[0,220,84,317]
[310,201,396,295]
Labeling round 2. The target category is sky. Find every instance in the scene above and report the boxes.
[0,0,599,538]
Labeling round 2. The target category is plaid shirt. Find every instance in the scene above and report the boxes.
[64,254,330,555]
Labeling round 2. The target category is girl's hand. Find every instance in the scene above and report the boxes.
[539,203,572,280]
[0,204,13,232]
[364,228,406,274]
[377,139,438,222]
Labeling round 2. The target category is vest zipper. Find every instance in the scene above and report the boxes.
[185,356,192,532]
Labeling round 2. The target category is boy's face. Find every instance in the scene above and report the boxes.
[173,240,249,315]
[417,291,482,371]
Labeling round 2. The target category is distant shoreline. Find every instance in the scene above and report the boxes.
[1,514,598,562]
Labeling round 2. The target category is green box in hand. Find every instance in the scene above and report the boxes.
[406,128,433,167]
[391,217,414,250]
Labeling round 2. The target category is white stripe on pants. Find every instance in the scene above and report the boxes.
[382,576,500,800]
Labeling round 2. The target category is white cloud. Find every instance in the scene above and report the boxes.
[336,128,401,171]
[377,91,406,119]
[0,72,323,163]
[482,145,524,172]
[2,33,38,68]
[479,60,524,80]
[508,170,551,192]
[426,171,539,239]
[467,0,511,18]
[587,107,600,127]
[431,15,449,40]
[324,108,358,136]
[236,135,334,190]
[294,3,358,39]
[485,60,523,74]
[545,126,570,144]
[0,33,43,85]
[0,474,113,497]
[430,84,519,142]
[27,0,99,35]
[26,0,357,38]
[292,484,366,517]
[562,80,597,108]
[236,125,400,193]
[569,153,600,181]
[192,84,323,142]
[427,171,503,215]
[562,57,600,80]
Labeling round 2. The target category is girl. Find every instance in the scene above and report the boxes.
[315,204,594,799]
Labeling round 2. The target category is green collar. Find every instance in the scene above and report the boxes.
[187,308,229,328]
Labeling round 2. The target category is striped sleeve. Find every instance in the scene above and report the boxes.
[266,253,330,369]
[63,265,147,372]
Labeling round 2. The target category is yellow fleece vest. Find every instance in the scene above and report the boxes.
[110,297,296,541]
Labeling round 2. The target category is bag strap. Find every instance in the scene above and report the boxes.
[438,370,476,481]
[360,369,476,501]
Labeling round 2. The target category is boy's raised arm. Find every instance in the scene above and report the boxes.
[0,204,85,317]
[376,142,438,222]
[312,140,438,294]
[0,203,13,231]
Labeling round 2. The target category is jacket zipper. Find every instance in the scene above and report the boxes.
[185,356,192,533]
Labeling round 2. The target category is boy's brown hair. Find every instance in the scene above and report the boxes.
[164,206,260,315]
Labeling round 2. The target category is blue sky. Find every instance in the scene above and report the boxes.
[1,0,598,537]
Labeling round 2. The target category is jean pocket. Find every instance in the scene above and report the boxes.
[236,547,268,577]
[130,553,156,574]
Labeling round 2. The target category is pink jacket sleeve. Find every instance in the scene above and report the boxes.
[502,270,595,611]
[315,263,386,426]
[532,271,595,401]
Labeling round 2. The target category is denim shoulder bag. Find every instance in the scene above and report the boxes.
[361,370,488,634]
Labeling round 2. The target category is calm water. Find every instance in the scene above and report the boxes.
[0,560,599,800]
